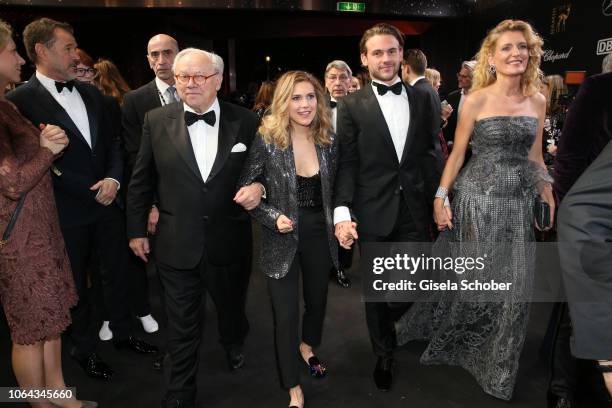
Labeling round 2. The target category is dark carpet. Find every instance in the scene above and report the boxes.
[1,227,609,408]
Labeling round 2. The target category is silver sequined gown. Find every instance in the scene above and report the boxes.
[396,116,552,401]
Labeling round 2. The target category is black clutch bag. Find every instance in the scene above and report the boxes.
[534,197,551,229]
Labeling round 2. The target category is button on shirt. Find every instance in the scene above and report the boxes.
[36,71,92,148]
[333,76,411,225]
[184,99,220,182]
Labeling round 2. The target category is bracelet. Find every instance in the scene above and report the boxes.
[435,186,448,200]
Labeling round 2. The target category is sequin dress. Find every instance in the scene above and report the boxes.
[396,116,552,400]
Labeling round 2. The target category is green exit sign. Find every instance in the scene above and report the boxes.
[337,2,366,12]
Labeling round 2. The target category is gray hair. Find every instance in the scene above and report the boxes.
[172,47,224,75]
[603,53,612,74]
[325,60,352,77]
[462,60,477,72]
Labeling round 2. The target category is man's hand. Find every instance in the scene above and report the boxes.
[148,206,159,235]
[234,183,264,210]
[129,237,150,262]
[334,221,358,249]
[90,179,118,206]
[441,104,453,121]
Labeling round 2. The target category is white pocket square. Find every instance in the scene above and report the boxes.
[231,143,247,153]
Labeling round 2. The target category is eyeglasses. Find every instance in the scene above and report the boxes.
[76,68,96,76]
[175,72,218,85]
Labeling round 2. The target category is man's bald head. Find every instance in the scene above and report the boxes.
[147,34,179,84]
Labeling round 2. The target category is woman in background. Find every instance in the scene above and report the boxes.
[252,80,275,119]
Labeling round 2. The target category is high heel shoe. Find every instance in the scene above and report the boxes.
[304,355,326,378]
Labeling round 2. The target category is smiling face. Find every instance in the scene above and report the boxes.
[325,67,350,99]
[288,80,317,129]
[489,30,530,78]
[360,34,402,84]
[0,38,25,86]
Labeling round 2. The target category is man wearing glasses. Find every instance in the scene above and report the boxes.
[442,60,476,149]
[126,48,262,408]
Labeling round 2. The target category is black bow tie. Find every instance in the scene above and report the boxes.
[55,80,75,93]
[185,110,216,127]
[329,100,337,108]
[373,81,403,96]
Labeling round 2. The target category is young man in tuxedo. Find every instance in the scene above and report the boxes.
[8,17,158,381]
[334,23,441,391]
[323,59,353,288]
[126,48,262,408]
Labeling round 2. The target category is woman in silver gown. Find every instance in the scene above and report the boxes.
[396,19,555,400]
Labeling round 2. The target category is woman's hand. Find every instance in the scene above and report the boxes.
[276,215,293,233]
[39,124,69,155]
[433,197,453,231]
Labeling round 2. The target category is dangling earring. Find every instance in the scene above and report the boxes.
[489,64,496,75]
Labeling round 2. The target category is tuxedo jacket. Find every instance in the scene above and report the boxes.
[558,139,612,359]
[121,79,161,178]
[7,75,123,228]
[442,88,461,144]
[126,101,259,269]
[335,82,441,236]
[554,72,612,203]
[412,78,443,172]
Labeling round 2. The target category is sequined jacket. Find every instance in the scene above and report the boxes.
[238,132,339,279]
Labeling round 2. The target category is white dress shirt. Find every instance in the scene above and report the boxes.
[36,71,120,189]
[330,97,338,132]
[458,89,466,115]
[184,99,220,182]
[36,71,92,148]
[333,76,410,225]
[156,77,179,105]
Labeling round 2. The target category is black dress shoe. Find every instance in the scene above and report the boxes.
[547,391,574,408]
[113,336,159,354]
[227,348,245,371]
[330,266,351,288]
[74,353,114,380]
[373,356,394,391]
[163,399,195,408]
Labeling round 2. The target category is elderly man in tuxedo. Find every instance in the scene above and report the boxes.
[127,48,261,408]
[334,23,441,391]
[8,17,158,381]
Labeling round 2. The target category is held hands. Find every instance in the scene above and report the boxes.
[276,215,293,233]
[234,183,264,210]
[433,197,453,231]
[39,124,69,155]
[334,221,358,249]
[90,179,118,206]
[147,206,159,235]
[129,238,150,262]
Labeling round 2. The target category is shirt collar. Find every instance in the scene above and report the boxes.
[409,76,426,87]
[155,76,174,95]
[36,70,67,94]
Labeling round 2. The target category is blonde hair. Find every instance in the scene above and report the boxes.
[542,74,567,115]
[0,19,13,52]
[259,71,332,150]
[424,68,441,89]
[472,19,544,96]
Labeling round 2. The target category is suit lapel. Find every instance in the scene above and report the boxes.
[146,79,162,109]
[29,76,91,149]
[76,83,99,148]
[361,85,399,165]
[206,102,238,182]
[165,104,204,184]
[400,84,417,166]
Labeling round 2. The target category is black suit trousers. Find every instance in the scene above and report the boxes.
[359,195,429,357]
[61,204,132,358]
[158,249,250,402]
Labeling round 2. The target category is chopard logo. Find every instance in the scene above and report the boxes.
[603,0,612,16]
[597,38,612,55]
[543,47,573,62]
